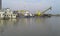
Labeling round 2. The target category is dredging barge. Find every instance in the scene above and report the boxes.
[16,6,52,18]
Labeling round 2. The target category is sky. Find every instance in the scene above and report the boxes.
[2,0,60,14]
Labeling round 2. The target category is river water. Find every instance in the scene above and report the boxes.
[0,16,60,36]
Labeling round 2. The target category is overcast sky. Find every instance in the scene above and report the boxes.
[2,0,60,14]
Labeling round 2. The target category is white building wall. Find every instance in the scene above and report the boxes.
[0,9,17,19]
[0,12,5,18]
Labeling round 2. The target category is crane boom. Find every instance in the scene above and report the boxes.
[41,6,52,14]
[35,6,52,16]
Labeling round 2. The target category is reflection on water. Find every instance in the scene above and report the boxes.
[0,19,18,36]
[0,17,60,36]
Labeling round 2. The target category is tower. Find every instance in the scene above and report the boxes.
[0,0,2,10]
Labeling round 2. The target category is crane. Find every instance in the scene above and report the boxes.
[35,6,52,16]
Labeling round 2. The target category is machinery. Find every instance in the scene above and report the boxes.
[34,6,52,17]
[16,6,52,18]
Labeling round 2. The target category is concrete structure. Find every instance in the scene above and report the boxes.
[0,0,2,10]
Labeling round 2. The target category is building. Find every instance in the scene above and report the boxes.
[4,8,17,19]
[0,11,5,18]
[0,0,2,10]
[0,8,17,19]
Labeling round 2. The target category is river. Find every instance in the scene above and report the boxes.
[0,16,60,36]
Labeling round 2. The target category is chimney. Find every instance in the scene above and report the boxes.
[0,0,2,10]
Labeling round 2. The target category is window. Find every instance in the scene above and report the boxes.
[13,15,15,16]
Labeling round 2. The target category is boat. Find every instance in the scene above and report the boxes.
[24,11,34,18]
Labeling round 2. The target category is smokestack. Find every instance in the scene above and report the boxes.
[0,0,2,10]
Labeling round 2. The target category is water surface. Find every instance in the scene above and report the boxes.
[0,16,60,36]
